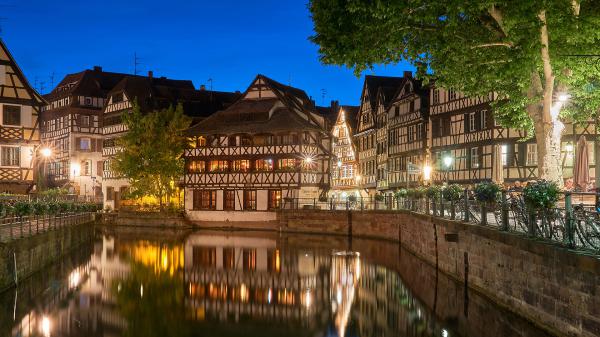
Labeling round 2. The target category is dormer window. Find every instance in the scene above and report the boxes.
[85,97,92,106]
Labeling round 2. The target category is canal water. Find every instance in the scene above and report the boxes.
[0,228,553,337]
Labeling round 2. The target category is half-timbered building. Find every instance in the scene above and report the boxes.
[0,39,45,194]
[101,74,240,210]
[41,67,129,199]
[386,75,430,190]
[328,103,361,200]
[183,75,331,222]
[355,75,405,196]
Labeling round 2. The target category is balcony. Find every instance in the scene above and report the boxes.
[185,144,320,157]
[0,126,24,140]
[184,171,323,187]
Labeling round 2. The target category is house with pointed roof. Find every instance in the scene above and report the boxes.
[41,66,131,198]
[355,74,406,196]
[101,73,240,210]
[182,74,331,222]
[0,39,45,194]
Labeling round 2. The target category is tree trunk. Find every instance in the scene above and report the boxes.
[535,120,563,184]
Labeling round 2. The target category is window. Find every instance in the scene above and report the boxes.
[188,160,206,173]
[82,160,92,176]
[394,106,399,117]
[433,90,440,104]
[192,247,216,267]
[470,147,480,168]
[409,100,415,112]
[469,112,476,132]
[106,187,114,201]
[232,160,250,172]
[80,115,90,127]
[223,190,236,210]
[268,190,281,210]
[526,143,538,165]
[448,89,457,101]
[244,190,257,210]
[278,158,296,170]
[193,190,216,210]
[501,145,508,166]
[1,146,20,166]
[255,159,273,171]
[79,138,91,150]
[481,110,488,129]
[84,97,92,106]
[209,160,229,172]
[2,105,21,126]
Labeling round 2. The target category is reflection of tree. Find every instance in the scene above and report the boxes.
[114,263,189,337]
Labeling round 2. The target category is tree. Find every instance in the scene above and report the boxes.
[310,0,600,184]
[112,103,191,210]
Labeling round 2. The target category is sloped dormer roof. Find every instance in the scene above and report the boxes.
[185,74,325,136]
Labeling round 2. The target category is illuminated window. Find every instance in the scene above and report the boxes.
[244,190,256,210]
[82,160,92,176]
[188,160,206,173]
[267,249,281,273]
[470,147,480,168]
[209,160,229,172]
[526,144,538,165]
[255,159,274,171]
[0,146,20,166]
[501,145,508,166]
[277,158,296,170]
[268,190,281,210]
[192,247,216,267]
[232,160,250,172]
[79,137,91,150]
[193,190,216,210]
[223,248,235,269]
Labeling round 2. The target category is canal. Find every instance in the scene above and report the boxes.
[0,227,554,337]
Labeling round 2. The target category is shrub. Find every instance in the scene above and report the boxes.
[31,201,48,216]
[13,202,32,217]
[523,180,561,209]
[347,194,357,202]
[47,202,60,215]
[58,202,73,213]
[318,195,328,202]
[426,185,442,199]
[443,184,463,201]
[374,194,384,201]
[474,182,501,203]
[395,189,408,198]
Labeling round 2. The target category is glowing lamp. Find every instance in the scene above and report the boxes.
[41,147,52,158]
[443,156,453,168]
[557,93,571,102]
[423,165,432,181]
[71,162,81,177]
[337,160,342,168]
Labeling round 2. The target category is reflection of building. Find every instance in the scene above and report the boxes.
[330,252,360,337]
[183,75,331,222]
[0,39,45,194]
[184,234,329,326]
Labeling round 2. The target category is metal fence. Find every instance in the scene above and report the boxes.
[0,212,95,243]
[280,191,600,254]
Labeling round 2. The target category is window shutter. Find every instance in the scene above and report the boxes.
[97,161,103,178]
[464,114,470,133]
[507,144,514,166]
[518,143,526,165]
[91,139,97,152]
[75,137,81,150]
[475,112,482,131]
[432,119,439,137]
[97,139,103,151]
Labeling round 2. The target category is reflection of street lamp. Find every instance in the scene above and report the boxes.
[423,165,432,183]
[443,155,453,185]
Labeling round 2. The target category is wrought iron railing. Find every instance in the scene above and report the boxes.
[279,191,600,254]
[0,212,95,243]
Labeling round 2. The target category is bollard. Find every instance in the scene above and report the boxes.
[564,192,575,248]
[501,190,509,231]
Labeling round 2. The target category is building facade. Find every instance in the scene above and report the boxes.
[328,104,362,200]
[41,67,129,199]
[182,75,331,222]
[101,74,239,210]
[0,39,45,194]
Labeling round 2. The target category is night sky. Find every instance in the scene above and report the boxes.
[0,0,412,105]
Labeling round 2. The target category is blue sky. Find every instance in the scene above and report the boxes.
[1,0,412,105]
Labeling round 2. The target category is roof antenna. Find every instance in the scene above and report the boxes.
[288,73,292,86]
[49,72,55,90]
[207,77,213,91]
[134,52,143,75]
[39,81,45,94]
[321,88,327,105]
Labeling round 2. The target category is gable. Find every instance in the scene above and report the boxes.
[0,40,44,105]
[243,77,278,100]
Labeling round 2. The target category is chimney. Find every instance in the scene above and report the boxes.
[200,84,206,91]
[403,71,412,78]
[148,70,153,78]
[93,66,102,72]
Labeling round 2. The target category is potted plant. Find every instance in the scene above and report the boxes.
[426,185,442,215]
[523,180,560,235]
[395,189,408,209]
[474,182,501,225]
[442,184,463,219]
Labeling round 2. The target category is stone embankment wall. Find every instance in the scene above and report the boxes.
[276,209,600,337]
[0,222,95,291]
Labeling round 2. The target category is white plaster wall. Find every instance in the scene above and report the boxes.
[216,190,223,210]
[257,189,268,211]
[186,210,277,222]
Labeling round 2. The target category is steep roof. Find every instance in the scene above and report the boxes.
[44,68,131,102]
[363,75,405,109]
[0,39,45,106]
[185,74,325,136]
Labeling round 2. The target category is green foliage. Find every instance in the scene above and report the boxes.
[426,185,442,199]
[347,194,357,202]
[407,187,426,199]
[12,202,31,217]
[395,189,408,198]
[38,188,69,200]
[523,180,561,209]
[474,182,501,203]
[113,102,191,209]
[47,201,60,215]
[374,194,385,201]
[443,184,463,201]
[31,201,48,216]
[58,201,72,213]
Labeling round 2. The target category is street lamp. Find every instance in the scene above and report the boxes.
[423,165,432,183]
[558,93,571,102]
[443,155,453,185]
[40,147,52,158]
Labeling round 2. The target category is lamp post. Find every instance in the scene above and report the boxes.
[443,155,453,186]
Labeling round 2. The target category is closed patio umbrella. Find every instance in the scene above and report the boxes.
[492,144,504,185]
[574,135,590,191]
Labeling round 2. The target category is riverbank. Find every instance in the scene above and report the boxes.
[189,209,599,337]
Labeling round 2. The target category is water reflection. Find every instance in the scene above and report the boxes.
[1,230,554,337]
